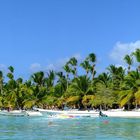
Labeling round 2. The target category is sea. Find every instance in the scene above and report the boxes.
[0,116,140,140]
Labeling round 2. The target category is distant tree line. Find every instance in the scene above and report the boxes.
[0,48,140,110]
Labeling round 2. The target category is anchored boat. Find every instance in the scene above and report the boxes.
[0,110,25,116]
[0,110,43,117]
[33,108,100,117]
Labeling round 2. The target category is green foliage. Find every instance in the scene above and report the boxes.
[0,49,140,110]
[93,83,116,109]
[66,96,80,107]
[31,71,45,86]
[82,95,95,108]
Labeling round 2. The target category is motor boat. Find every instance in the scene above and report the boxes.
[33,107,99,117]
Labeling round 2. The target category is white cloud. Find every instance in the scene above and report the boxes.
[0,64,7,70]
[45,64,56,71]
[115,64,127,69]
[0,64,7,73]
[29,53,82,73]
[73,53,82,60]
[29,63,41,72]
[110,40,140,63]
[53,53,82,71]
[57,57,69,67]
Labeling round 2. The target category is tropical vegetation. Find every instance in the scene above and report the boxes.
[1,49,140,110]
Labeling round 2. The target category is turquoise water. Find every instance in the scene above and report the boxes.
[0,116,140,140]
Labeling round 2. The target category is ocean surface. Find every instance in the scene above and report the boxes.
[0,115,140,140]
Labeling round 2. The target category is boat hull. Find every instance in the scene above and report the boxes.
[34,108,99,117]
[0,110,25,116]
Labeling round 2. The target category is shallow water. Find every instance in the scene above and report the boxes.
[0,116,140,140]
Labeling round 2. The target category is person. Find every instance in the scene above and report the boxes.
[48,122,53,126]
[99,110,108,117]
[7,106,12,112]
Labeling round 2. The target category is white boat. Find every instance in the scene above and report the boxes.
[25,111,43,116]
[0,110,43,117]
[0,110,25,116]
[33,108,99,117]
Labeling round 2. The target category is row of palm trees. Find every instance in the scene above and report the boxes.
[0,49,140,110]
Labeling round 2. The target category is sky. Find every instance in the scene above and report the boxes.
[0,0,140,79]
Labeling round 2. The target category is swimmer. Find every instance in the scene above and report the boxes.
[48,122,53,126]
[103,120,109,124]
[48,122,58,127]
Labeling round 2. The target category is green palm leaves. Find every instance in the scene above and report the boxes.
[133,48,140,71]
[86,53,96,80]
[0,49,140,110]
[67,57,78,78]
[31,71,45,86]
[80,60,90,77]
[124,54,133,73]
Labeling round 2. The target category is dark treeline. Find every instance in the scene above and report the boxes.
[0,48,140,110]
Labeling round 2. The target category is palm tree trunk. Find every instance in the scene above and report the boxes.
[74,67,77,78]
[138,65,140,73]
[128,102,130,110]
[100,105,102,110]
[86,70,88,78]
[66,73,69,89]
[128,65,130,74]
[92,67,94,80]
[135,102,138,109]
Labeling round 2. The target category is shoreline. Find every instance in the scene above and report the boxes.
[33,108,140,118]
[2,109,140,118]
[102,110,140,118]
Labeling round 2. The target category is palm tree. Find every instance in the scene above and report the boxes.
[31,71,45,86]
[124,54,133,73]
[107,65,118,77]
[20,83,35,109]
[107,65,125,89]
[86,53,96,80]
[4,77,23,109]
[82,95,95,109]
[68,57,78,78]
[0,71,3,95]
[56,71,67,95]
[119,90,134,109]
[46,70,55,89]
[7,66,14,80]
[65,76,94,108]
[16,78,23,84]
[134,89,140,108]
[119,70,140,109]
[93,83,115,110]
[8,66,14,73]
[70,76,92,96]
[63,64,71,88]
[132,48,140,72]
[97,72,111,88]
[66,96,80,108]
[80,60,90,77]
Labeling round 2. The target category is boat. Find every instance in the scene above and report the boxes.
[33,107,100,117]
[0,110,25,116]
[25,111,43,116]
[0,110,43,117]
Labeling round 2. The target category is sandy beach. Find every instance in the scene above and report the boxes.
[102,110,140,118]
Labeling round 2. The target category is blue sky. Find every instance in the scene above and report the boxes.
[0,0,140,79]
